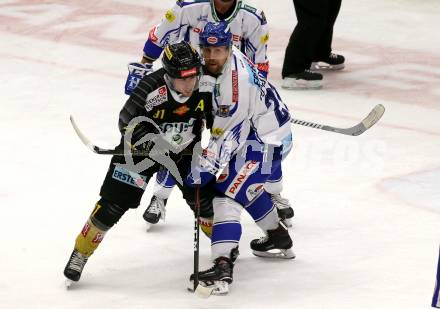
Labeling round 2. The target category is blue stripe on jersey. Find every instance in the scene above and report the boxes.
[245,39,257,63]
[233,54,238,70]
[244,192,275,222]
[230,121,242,142]
[143,40,164,60]
[266,167,282,183]
[159,24,187,46]
[211,220,242,244]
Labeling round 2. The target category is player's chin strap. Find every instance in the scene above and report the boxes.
[163,74,199,103]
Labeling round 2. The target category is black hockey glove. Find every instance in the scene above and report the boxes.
[122,123,159,155]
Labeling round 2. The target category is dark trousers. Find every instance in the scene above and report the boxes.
[99,152,214,218]
[282,0,342,77]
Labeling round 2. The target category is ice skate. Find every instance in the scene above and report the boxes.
[64,249,88,287]
[250,224,295,259]
[143,196,167,230]
[189,256,234,296]
[311,53,345,71]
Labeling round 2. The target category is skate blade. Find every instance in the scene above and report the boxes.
[281,218,293,228]
[65,279,75,289]
[252,248,296,259]
[281,79,322,90]
[311,62,345,71]
[145,222,154,232]
[188,281,229,297]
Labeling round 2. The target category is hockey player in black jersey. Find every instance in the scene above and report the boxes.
[63,41,215,285]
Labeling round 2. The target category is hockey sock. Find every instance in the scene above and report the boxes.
[245,192,279,231]
[74,203,111,257]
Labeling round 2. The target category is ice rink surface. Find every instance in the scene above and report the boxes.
[0,0,439,308]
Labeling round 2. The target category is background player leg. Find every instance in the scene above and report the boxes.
[143,169,175,229]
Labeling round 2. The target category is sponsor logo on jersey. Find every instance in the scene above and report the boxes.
[160,118,196,134]
[165,10,176,22]
[193,27,202,33]
[134,177,146,188]
[260,33,269,44]
[232,70,239,102]
[243,4,257,13]
[173,104,190,116]
[145,86,168,111]
[257,62,269,73]
[217,105,230,117]
[149,26,158,42]
[245,183,264,201]
[214,84,221,97]
[232,34,241,42]
[172,134,183,145]
[158,86,167,95]
[197,15,208,22]
[211,127,224,137]
[202,148,216,158]
[217,166,229,183]
[227,160,260,198]
[112,166,148,189]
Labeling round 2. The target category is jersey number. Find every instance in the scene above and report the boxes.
[153,109,165,119]
[265,84,290,126]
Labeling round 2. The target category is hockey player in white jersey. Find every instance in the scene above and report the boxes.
[123,0,294,229]
[186,21,295,295]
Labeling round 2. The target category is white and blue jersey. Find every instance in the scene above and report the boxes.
[143,0,270,75]
[199,45,292,177]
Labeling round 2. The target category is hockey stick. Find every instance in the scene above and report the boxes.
[71,104,384,156]
[193,184,201,293]
[70,115,152,156]
[186,185,216,298]
[291,104,385,136]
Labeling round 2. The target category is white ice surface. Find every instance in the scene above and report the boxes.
[0,1,439,308]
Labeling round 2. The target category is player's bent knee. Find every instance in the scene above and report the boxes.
[213,197,243,223]
[91,198,128,228]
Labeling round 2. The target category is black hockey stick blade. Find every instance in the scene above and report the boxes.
[69,115,149,156]
[291,104,385,136]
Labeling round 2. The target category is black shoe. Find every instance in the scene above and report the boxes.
[190,256,234,284]
[143,196,167,224]
[250,224,295,259]
[282,70,323,89]
[64,249,88,282]
[311,53,345,70]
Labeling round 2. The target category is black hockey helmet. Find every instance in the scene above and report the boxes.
[162,41,202,79]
